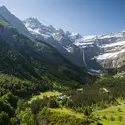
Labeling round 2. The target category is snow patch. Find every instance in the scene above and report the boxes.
[96,49,125,60]
[83,35,97,41]
[64,46,74,53]
[102,41,125,48]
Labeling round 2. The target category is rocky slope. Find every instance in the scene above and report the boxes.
[75,31,125,70]
[0,6,30,35]
[0,15,93,87]
[0,6,84,68]
[23,18,84,67]
[24,17,125,71]
[23,17,125,71]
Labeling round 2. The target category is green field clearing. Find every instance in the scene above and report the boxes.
[93,104,125,125]
[29,91,60,103]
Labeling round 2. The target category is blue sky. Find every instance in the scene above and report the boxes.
[0,0,125,36]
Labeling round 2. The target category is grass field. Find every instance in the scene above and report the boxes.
[50,108,84,119]
[93,104,125,125]
[28,90,125,125]
[29,91,60,103]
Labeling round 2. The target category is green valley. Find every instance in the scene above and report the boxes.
[0,5,125,125]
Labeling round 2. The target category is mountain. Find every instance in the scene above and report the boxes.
[23,18,84,67]
[0,8,96,125]
[23,17,82,44]
[0,6,30,35]
[0,16,94,90]
[23,18,125,72]
[1,5,125,74]
[0,6,95,85]
[75,31,125,71]
[0,6,85,69]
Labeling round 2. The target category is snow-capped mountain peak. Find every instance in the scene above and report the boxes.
[74,31,125,69]
[55,28,64,34]
[23,17,85,67]
[23,17,125,70]
[23,17,81,43]
[24,18,57,39]
[69,33,82,42]
[24,17,42,29]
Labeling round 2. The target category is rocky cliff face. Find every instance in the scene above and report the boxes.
[24,17,125,71]
[23,18,84,67]
[75,31,125,70]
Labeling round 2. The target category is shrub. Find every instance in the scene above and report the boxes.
[118,108,122,112]
[102,115,107,120]
[97,122,103,125]
[84,107,92,116]
[48,98,59,108]
[110,116,115,121]
[118,116,123,121]
[0,112,10,125]
[30,98,43,114]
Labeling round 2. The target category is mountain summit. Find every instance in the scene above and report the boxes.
[23,17,84,67]
[23,17,81,42]
[0,6,30,35]
[24,17,125,71]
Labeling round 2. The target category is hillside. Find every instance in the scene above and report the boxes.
[0,17,94,89]
[0,15,97,125]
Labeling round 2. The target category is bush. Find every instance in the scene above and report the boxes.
[10,117,17,125]
[110,116,115,121]
[84,107,92,116]
[19,108,34,125]
[48,98,59,108]
[30,98,43,114]
[2,92,18,108]
[97,122,103,125]
[37,108,86,125]
[118,108,122,112]
[0,112,10,125]
[102,115,107,120]
[118,116,123,121]
[0,98,14,117]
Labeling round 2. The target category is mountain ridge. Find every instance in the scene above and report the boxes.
[23,17,84,67]
[1,5,125,73]
[23,17,125,71]
[0,16,93,89]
